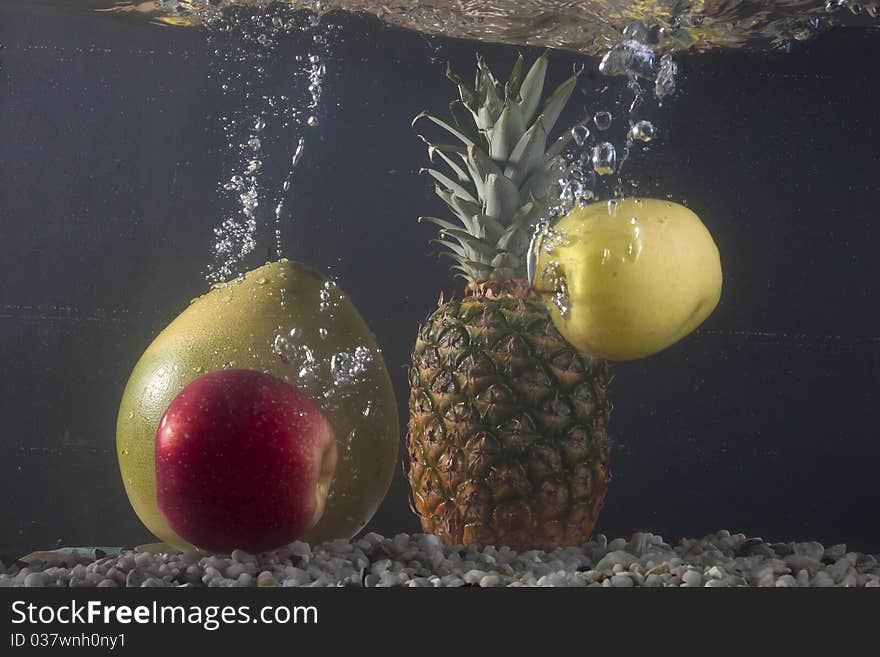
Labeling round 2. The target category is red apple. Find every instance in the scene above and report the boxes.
[155,369,337,553]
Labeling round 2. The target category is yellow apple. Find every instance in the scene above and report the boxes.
[532,198,722,360]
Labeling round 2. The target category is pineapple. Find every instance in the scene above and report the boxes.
[407,53,613,552]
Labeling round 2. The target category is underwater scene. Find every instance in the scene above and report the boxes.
[1,0,879,589]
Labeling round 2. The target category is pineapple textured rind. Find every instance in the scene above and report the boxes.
[407,284,612,551]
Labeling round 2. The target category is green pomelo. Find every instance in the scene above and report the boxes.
[117,259,399,549]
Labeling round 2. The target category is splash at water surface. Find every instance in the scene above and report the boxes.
[71,0,880,54]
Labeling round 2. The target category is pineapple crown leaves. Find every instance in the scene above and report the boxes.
[414,51,582,283]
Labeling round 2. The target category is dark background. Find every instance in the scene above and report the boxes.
[1,2,878,558]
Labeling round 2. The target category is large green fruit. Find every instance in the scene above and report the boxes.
[117,259,399,549]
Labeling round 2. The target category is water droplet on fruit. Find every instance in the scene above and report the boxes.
[273,335,292,362]
[298,365,315,382]
[539,262,571,319]
[526,222,546,286]
[307,115,319,127]
[330,346,374,387]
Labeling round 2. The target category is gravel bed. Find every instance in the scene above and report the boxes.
[1,530,878,587]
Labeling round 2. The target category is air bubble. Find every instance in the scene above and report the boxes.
[273,334,291,361]
[571,124,590,145]
[655,54,678,100]
[622,21,649,42]
[593,111,612,131]
[292,137,306,167]
[592,142,617,176]
[599,39,656,79]
[630,120,656,142]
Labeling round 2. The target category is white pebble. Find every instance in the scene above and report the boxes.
[707,566,725,579]
[610,574,634,587]
[371,559,392,576]
[775,574,798,587]
[140,578,166,587]
[24,572,47,588]
[840,572,858,587]
[812,571,836,588]
[595,551,638,572]
[125,570,146,588]
[134,552,153,569]
[290,541,311,557]
[823,544,847,562]
[226,562,255,579]
[231,549,256,564]
[463,569,486,585]
[827,555,857,581]
[257,571,278,587]
[682,570,703,587]
[419,534,442,550]
[607,538,627,551]
[644,574,663,587]
[793,542,824,561]
[181,550,202,565]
